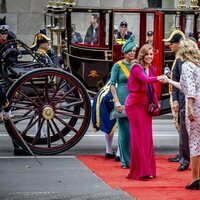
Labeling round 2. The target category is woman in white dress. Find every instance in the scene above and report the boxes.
[162,38,200,190]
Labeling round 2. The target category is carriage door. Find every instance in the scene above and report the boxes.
[65,8,114,92]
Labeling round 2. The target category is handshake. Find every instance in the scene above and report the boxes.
[157,75,170,84]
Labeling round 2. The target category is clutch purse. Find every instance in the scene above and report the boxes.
[110,106,126,120]
[148,103,160,116]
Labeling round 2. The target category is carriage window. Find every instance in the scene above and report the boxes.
[70,12,85,44]
[146,13,154,45]
[114,13,140,46]
[185,15,194,37]
[164,14,176,39]
[71,12,111,48]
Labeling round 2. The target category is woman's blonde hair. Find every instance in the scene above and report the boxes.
[137,44,154,66]
[177,38,200,66]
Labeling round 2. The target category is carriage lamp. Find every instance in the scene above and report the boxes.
[190,0,199,9]
[51,1,66,31]
[51,1,67,57]
[178,0,187,9]
[175,12,181,29]
[61,0,76,7]
[44,0,54,29]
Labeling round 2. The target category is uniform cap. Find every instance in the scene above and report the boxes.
[0,16,9,34]
[121,35,137,53]
[120,21,128,27]
[147,31,153,36]
[163,30,185,43]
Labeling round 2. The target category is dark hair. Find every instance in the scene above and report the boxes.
[92,14,99,22]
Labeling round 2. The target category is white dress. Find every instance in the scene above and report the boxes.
[180,61,200,157]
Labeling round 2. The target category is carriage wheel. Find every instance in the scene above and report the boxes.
[4,68,91,155]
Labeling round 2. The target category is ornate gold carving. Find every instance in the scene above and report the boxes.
[104,50,112,61]
[88,70,99,78]
[178,0,187,9]
[190,0,199,9]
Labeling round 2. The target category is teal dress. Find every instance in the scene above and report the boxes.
[110,60,131,167]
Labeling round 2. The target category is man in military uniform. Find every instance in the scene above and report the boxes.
[0,16,13,119]
[31,29,53,66]
[116,21,132,45]
[163,30,190,171]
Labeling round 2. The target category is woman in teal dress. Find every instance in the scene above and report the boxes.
[110,36,137,168]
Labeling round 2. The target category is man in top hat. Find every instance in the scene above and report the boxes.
[163,30,190,171]
[116,21,132,45]
[146,31,154,45]
[31,29,53,66]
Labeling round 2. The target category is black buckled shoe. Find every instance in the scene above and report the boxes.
[185,180,200,190]
[105,152,115,159]
[114,156,120,162]
[168,155,180,162]
[177,164,189,171]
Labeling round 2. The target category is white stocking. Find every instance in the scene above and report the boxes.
[116,146,120,157]
[105,133,113,154]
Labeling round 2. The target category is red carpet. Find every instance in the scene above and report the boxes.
[77,155,200,200]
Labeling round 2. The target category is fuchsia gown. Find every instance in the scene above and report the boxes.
[125,64,159,180]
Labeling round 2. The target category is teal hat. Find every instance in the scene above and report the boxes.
[121,35,137,53]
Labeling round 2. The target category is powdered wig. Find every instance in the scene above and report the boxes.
[137,44,154,66]
[177,38,200,66]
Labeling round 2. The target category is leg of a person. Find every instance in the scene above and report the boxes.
[105,133,114,154]
[126,107,156,179]
[117,117,130,168]
[168,95,180,161]
[179,108,190,165]
[191,156,199,180]
[0,84,9,110]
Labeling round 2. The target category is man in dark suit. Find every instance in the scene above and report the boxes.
[163,30,190,171]
[84,14,99,45]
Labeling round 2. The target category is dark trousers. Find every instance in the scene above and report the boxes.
[179,108,190,165]
[0,84,9,111]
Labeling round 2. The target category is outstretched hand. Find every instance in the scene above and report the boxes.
[157,75,169,84]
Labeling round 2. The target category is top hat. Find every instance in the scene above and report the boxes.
[163,30,185,43]
[120,21,128,27]
[147,31,153,36]
[0,16,9,34]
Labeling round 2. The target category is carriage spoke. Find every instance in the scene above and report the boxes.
[13,113,38,124]
[44,76,49,103]
[47,121,51,148]
[51,78,63,100]
[53,86,76,105]
[21,116,40,136]
[54,115,78,134]
[17,89,40,107]
[48,120,56,136]
[30,80,44,103]
[55,111,84,119]
[32,118,45,145]
[51,119,66,144]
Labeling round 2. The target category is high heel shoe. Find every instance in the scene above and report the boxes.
[185,180,200,190]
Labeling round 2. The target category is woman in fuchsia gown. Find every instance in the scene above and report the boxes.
[125,44,160,180]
